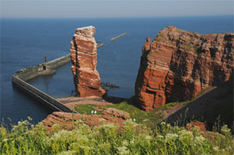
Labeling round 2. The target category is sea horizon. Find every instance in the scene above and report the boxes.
[1,14,233,19]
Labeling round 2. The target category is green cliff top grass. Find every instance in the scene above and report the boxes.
[176,27,189,33]
[75,86,214,128]
[154,27,202,56]
[75,96,162,126]
[75,96,189,128]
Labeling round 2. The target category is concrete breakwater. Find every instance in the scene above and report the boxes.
[12,38,106,112]
[12,54,75,112]
[110,32,127,42]
[15,54,71,81]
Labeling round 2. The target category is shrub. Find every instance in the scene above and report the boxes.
[0,118,233,155]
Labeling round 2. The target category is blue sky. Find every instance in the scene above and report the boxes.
[1,0,233,18]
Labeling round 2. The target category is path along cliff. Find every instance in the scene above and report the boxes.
[135,26,234,111]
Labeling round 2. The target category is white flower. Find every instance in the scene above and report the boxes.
[58,150,76,155]
[165,133,178,142]
[157,135,164,139]
[21,120,29,125]
[221,125,230,135]
[123,119,138,127]
[91,110,94,114]
[156,135,164,142]
[98,143,111,149]
[122,140,129,146]
[130,139,135,144]
[213,146,219,152]
[18,121,22,125]
[99,118,105,122]
[167,124,171,128]
[117,146,129,155]
[52,124,60,130]
[51,129,71,141]
[179,130,194,142]
[145,135,152,140]
[194,135,206,144]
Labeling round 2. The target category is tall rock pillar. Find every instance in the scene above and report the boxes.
[70,26,106,97]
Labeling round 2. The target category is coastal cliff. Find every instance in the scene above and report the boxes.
[135,26,234,111]
[70,26,105,97]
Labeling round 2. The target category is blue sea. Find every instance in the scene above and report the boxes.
[1,15,233,125]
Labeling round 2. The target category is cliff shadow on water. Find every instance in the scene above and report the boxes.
[166,78,233,131]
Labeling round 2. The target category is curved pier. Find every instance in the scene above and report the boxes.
[12,41,105,112]
[12,54,76,112]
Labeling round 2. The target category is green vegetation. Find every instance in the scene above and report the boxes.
[154,32,164,42]
[75,105,102,115]
[75,86,215,127]
[157,101,183,111]
[184,44,199,54]
[1,118,233,155]
[75,96,162,127]
[75,86,212,128]
[176,28,188,32]
[2,87,232,154]
[196,87,211,98]
[74,96,192,128]
[154,33,174,45]
[193,45,199,53]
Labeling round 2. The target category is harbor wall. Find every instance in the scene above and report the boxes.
[12,54,75,112]
[16,54,71,81]
[46,54,71,70]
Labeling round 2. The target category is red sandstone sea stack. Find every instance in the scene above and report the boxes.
[70,26,106,97]
[135,26,234,111]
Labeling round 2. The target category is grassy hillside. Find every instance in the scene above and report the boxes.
[1,118,233,154]
[1,83,232,154]
[75,96,188,128]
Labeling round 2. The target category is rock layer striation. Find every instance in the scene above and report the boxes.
[70,26,105,97]
[135,26,234,111]
[43,109,130,131]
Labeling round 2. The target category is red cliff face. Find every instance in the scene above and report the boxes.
[135,26,234,111]
[70,26,105,97]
